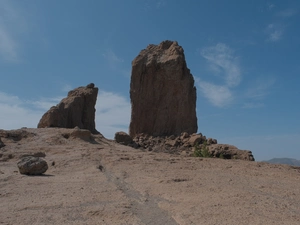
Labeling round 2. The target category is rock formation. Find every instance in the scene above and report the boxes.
[208,144,254,161]
[115,132,254,161]
[129,40,197,137]
[17,156,48,175]
[38,84,99,134]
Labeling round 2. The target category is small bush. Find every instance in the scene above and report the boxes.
[193,141,212,158]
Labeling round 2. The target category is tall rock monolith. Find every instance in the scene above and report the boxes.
[129,40,197,137]
[37,83,99,134]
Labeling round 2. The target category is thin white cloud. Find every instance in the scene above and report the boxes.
[201,43,241,87]
[0,92,44,129]
[28,97,62,111]
[270,30,282,41]
[95,90,130,138]
[102,49,130,78]
[0,26,17,61]
[266,23,284,42]
[156,0,166,9]
[196,80,233,107]
[0,1,17,61]
[143,0,166,11]
[198,43,241,107]
[102,50,124,70]
[265,8,296,42]
[0,0,26,62]
[245,77,276,99]
[61,84,72,93]
[0,91,21,104]
[267,3,275,11]
[277,9,297,18]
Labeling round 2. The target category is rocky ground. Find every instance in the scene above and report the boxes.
[1,128,300,225]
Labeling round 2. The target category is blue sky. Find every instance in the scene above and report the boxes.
[0,0,299,161]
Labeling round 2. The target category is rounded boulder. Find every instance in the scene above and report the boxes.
[17,156,48,175]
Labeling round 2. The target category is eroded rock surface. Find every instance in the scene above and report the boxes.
[37,84,99,134]
[129,40,197,137]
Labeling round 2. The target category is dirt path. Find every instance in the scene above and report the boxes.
[102,161,178,225]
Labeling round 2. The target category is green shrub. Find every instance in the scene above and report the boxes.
[193,141,212,158]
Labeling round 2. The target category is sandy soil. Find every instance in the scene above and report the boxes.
[0,128,300,225]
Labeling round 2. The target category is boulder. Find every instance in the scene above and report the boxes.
[188,134,206,146]
[180,132,190,140]
[70,127,93,142]
[37,84,99,134]
[129,40,197,137]
[208,144,255,161]
[207,138,217,145]
[17,156,48,175]
[115,132,133,145]
[0,137,4,148]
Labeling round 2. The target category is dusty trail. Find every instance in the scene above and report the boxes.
[102,162,178,225]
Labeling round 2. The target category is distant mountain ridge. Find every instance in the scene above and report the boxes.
[264,158,300,166]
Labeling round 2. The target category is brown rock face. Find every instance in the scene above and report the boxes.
[129,40,197,137]
[37,84,99,134]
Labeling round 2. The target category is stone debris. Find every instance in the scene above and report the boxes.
[116,132,254,161]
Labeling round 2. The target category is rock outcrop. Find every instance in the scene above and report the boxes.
[208,144,254,161]
[17,156,48,175]
[37,84,99,134]
[116,132,254,161]
[69,127,95,142]
[0,129,36,142]
[129,40,197,137]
